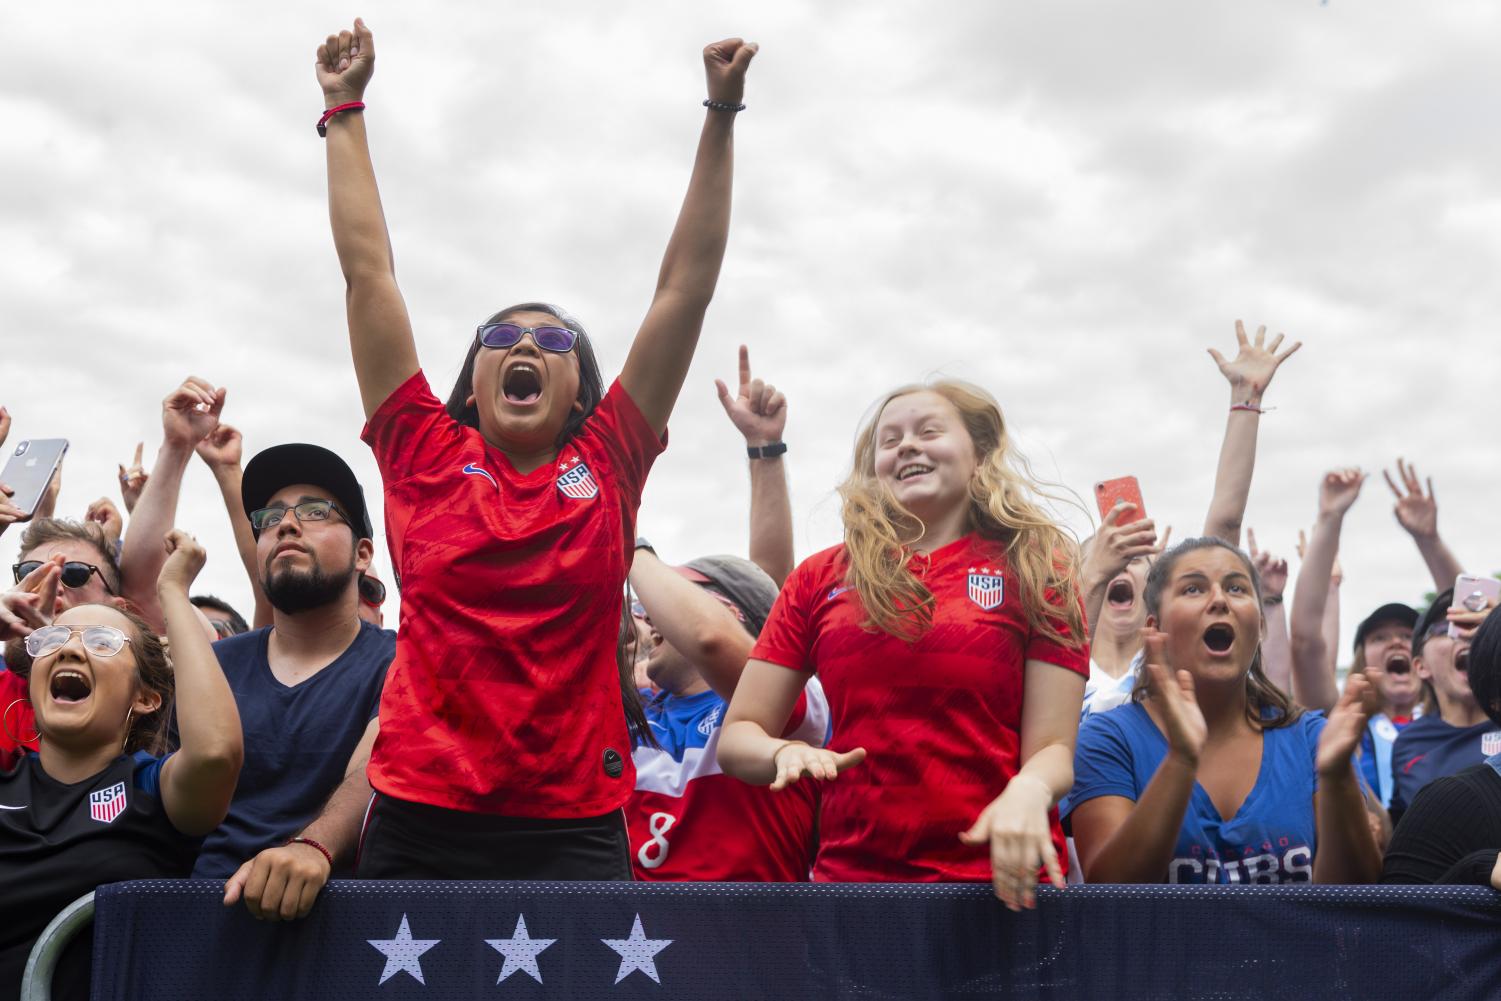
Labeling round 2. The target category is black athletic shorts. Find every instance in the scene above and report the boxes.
[357,793,632,881]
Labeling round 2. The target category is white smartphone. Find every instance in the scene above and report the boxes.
[1450,574,1501,638]
[0,439,69,520]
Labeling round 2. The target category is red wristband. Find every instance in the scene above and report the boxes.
[288,836,334,867]
[1230,402,1272,414]
[317,101,366,137]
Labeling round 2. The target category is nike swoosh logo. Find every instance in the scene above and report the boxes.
[462,463,498,489]
[0,804,27,810]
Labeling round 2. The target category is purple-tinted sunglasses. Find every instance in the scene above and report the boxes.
[477,323,578,354]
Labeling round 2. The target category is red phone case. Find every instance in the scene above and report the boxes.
[1095,477,1146,525]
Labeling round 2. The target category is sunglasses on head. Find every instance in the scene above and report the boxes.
[13,560,117,594]
[24,623,133,659]
[358,573,386,607]
[476,323,578,353]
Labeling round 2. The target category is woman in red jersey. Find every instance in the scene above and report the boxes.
[719,381,1088,909]
[313,20,755,879]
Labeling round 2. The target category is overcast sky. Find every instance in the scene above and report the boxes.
[4,1,1500,657]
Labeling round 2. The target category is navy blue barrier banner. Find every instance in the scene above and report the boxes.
[90,880,1501,1000]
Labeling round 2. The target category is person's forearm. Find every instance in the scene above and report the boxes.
[717,719,789,785]
[1290,513,1342,712]
[1013,741,1074,805]
[1202,393,1262,546]
[326,111,395,281]
[1262,600,1292,692]
[120,443,194,632]
[1079,560,1111,645]
[1321,579,1341,678]
[747,455,793,587]
[1413,533,1463,593]
[1313,767,1382,883]
[296,752,374,867]
[160,588,243,775]
[211,464,271,629]
[629,551,751,700]
[656,114,735,306]
[1081,754,1198,883]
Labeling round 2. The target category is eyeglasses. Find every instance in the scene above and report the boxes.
[250,500,349,536]
[24,624,134,659]
[476,323,579,354]
[358,573,386,607]
[13,561,117,595]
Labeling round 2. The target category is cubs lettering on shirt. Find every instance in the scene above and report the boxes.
[751,536,1089,883]
[1064,702,1330,884]
[628,680,831,882]
[361,371,664,817]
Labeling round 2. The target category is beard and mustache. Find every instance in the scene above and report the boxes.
[263,548,357,615]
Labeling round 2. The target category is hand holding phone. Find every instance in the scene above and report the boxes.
[1449,574,1501,639]
[0,439,69,525]
[1095,477,1146,526]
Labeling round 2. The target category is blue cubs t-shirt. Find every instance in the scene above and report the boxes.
[191,621,394,878]
[1389,714,1501,819]
[1064,701,1328,884]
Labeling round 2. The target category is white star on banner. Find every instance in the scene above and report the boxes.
[486,914,556,985]
[602,913,672,985]
[367,914,441,986]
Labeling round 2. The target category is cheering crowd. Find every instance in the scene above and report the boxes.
[3,19,1501,1001]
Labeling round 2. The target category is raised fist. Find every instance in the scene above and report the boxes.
[163,377,225,450]
[316,18,375,104]
[703,38,757,107]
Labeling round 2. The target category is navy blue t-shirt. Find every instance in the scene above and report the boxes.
[192,621,394,878]
[1389,714,1501,819]
[1064,702,1328,884]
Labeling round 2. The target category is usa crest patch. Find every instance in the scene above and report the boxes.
[89,781,127,824]
[556,457,599,500]
[967,568,1005,611]
[1483,732,1501,757]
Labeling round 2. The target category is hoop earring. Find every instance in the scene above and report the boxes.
[3,698,40,745]
[122,708,133,754]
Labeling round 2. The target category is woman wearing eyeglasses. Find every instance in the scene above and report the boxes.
[313,21,755,879]
[719,381,1089,910]
[0,531,242,1001]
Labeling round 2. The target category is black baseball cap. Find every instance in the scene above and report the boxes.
[241,443,374,540]
[672,555,779,638]
[1412,589,1454,658]
[1353,603,1419,653]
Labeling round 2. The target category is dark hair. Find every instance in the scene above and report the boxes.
[1134,536,1302,730]
[1468,611,1501,728]
[18,518,122,593]
[617,591,656,749]
[444,302,605,449]
[189,594,249,637]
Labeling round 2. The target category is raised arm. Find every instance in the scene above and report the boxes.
[196,425,272,629]
[1247,529,1292,693]
[618,40,757,436]
[119,378,224,632]
[1289,470,1363,712]
[1384,459,1464,592]
[1070,636,1207,883]
[157,531,244,837]
[1312,672,1383,883]
[1202,322,1301,545]
[715,346,793,585]
[316,20,420,418]
[628,546,752,700]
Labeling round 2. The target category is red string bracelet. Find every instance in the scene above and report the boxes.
[317,101,366,137]
[288,836,334,867]
[1230,402,1273,414]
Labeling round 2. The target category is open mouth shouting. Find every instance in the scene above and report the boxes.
[49,667,94,706]
[1202,622,1236,657]
[1384,652,1413,675]
[896,462,934,482]
[502,362,543,407]
[1455,647,1471,675]
[1107,577,1135,610]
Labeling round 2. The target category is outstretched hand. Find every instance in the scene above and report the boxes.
[703,38,757,106]
[317,18,375,104]
[1316,672,1377,777]
[196,424,244,471]
[715,345,786,446]
[1383,458,1439,541]
[1208,320,1301,403]
[163,378,225,450]
[1086,502,1161,581]
[770,741,865,791]
[1246,528,1288,600]
[1143,631,1206,766]
[959,775,1063,912]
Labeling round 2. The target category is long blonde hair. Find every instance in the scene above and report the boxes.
[838,380,1085,647]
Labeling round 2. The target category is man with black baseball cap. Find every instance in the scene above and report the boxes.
[1350,602,1421,809]
[1388,589,1501,822]
[197,443,395,921]
[625,545,830,882]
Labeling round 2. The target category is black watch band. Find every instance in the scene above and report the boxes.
[747,441,788,460]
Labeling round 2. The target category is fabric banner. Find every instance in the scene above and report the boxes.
[90,880,1501,1000]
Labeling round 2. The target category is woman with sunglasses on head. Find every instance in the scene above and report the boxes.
[313,20,755,879]
[0,531,241,1001]
[1065,537,1382,884]
[719,381,1089,910]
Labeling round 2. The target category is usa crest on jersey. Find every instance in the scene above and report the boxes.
[1483,731,1501,757]
[89,781,127,824]
[967,568,1005,610]
[556,456,600,500]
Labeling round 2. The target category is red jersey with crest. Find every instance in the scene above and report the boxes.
[751,535,1088,882]
[362,371,664,817]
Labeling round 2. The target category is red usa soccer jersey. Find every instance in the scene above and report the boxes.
[628,680,831,882]
[751,535,1088,883]
[362,371,664,817]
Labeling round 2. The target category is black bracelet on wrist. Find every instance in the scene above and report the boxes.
[704,99,747,113]
[747,441,787,460]
[1262,594,1284,606]
[634,536,656,556]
